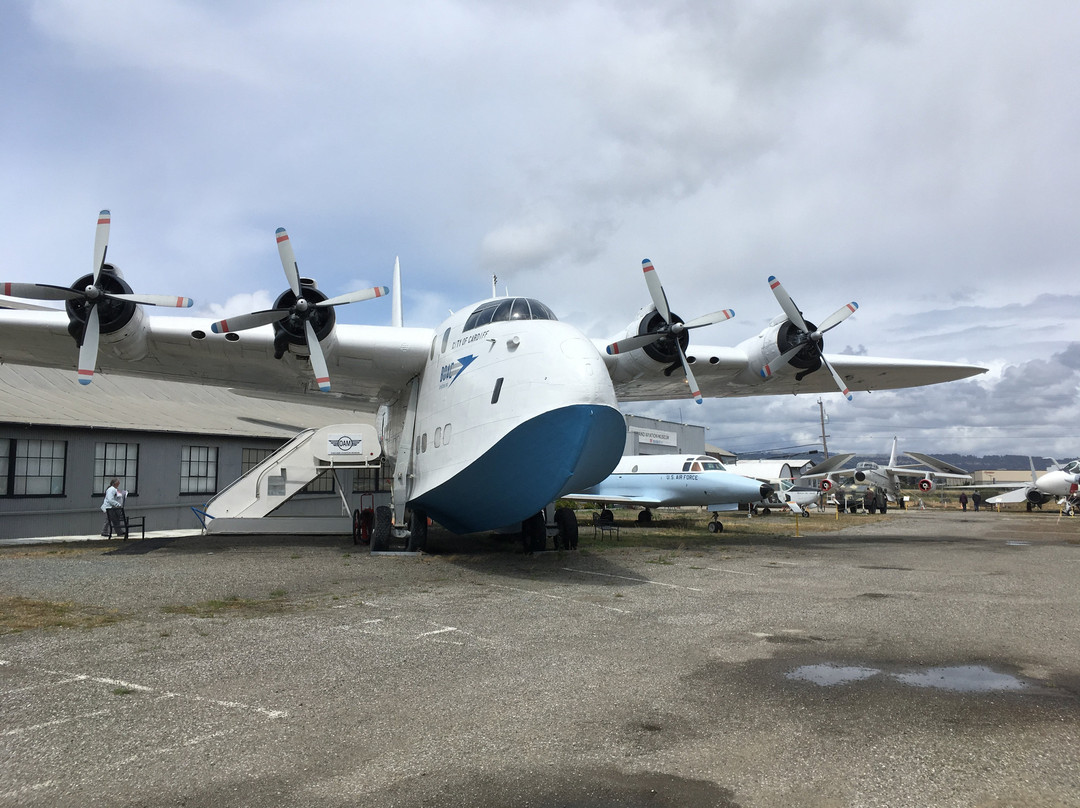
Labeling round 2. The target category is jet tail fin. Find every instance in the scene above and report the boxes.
[391,256,403,328]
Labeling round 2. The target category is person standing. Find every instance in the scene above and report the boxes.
[101,477,126,538]
[972,492,982,512]
[959,492,969,512]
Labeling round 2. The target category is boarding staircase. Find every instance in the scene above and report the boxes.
[198,423,382,535]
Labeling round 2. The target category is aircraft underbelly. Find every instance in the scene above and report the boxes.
[411,403,625,534]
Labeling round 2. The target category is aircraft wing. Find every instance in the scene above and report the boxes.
[607,346,986,402]
[986,488,1032,505]
[799,453,857,479]
[903,452,971,476]
[563,492,665,508]
[0,309,431,412]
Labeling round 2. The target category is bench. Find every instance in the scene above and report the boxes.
[592,512,619,540]
[106,508,146,540]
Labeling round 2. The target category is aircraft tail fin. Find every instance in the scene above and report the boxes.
[888,437,899,468]
[391,256,403,328]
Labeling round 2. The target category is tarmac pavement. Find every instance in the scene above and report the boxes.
[1,509,1078,807]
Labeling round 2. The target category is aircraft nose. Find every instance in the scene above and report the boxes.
[759,483,775,499]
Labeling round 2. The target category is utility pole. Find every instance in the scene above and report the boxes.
[818,398,830,459]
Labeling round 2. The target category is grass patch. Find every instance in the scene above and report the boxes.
[0,596,125,634]
[160,593,292,618]
[572,508,895,550]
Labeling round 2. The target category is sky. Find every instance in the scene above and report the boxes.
[2,0,1078,460]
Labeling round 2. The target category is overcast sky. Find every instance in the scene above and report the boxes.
[2,1,1077,460]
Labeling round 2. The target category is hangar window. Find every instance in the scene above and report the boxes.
[6,439,67,497]
[94,442,139,497]
[353,465,390,493]
[180,445,218,495]
[464,298,557,331]
[299,470,335,494]
[241,447,273,475]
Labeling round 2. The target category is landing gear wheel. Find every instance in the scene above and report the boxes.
[637,509,653,524]
[522,511,546,553]
[708,520,723,534]
[554,507,579,550]
[371,505,392,551]
[407,510,428,552]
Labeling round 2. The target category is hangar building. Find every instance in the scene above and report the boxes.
[0,365,386,540]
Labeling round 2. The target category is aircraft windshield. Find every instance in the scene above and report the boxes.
[1062,460,1080,474]
[464,298,558,331]
[701,460,727,471]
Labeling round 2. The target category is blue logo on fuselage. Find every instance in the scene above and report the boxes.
[439,354,477,388]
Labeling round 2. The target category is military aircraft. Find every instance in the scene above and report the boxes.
[564,453,773,530]
[983,458,1080,510]
[0,211,987,548]
[805,437,972,505]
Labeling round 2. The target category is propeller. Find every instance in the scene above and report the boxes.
[1,210,194,385]
[766,275,858,400]
[210,227,389,392]
[606,259,735,404]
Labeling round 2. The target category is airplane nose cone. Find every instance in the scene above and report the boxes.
[759,483,775,499]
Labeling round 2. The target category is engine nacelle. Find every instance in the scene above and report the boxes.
[1026,488,1049,506]
[740,315,826,382]
[854,470,868,483]
[64,266,151,361]
[270,277,336,359]
[917,478,935,492]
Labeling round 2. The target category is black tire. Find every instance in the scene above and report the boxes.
[637,509,652,524]
[708,521,722,533]
[522,511,546,553]
[761,507,771,516]
[371,505,392,551]
[352,509,362,545]
[407,510,428,552]
[554,508,578,550]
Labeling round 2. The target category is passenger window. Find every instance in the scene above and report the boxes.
[421,433,428,453]
[434,427,442,448]
[443,424,452,444]
[441,328,451,353]
[491,378,504,404]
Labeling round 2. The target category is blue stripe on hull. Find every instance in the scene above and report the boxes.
[412,404,625,534]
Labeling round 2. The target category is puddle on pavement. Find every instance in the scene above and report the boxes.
[787,663,1030,693]
[787,664,880,686]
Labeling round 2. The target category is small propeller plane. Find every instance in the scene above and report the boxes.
[804,437,973,504]
[563,454,774,530]
[0,211,987,547]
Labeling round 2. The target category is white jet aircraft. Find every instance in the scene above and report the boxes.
[805,437,972,505]
[563,454,774,530]
[983,458,1080,510]
[0,212,986,549]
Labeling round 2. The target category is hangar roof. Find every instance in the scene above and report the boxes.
[0,364,372,439]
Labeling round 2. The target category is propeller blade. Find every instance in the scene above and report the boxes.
[0,282,82,301]
[316,285,391,308]
[641,259,671,323]
[276,227,302,296]
[305,319,331,392]
[210,309,290,333]
[821,355,853,401]
[813,301,858,336]
[767,275,809,332]
[674,308,735,332]
[78,304,100,385]
[105,292,194,308]
[757,343,806,379]
[0,296,61,311]
[677,347,703,405]
[93,210,110,281]
[605,331,663,355]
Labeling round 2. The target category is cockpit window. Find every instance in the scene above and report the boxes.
[1063,460,1080,474]
[701,460,726,471]
[464,298,558,331]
